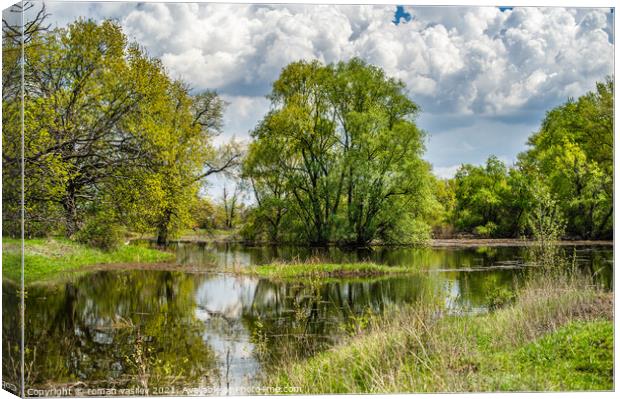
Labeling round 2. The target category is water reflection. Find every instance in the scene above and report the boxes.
[165,241,612,281]
[15,243,612,394]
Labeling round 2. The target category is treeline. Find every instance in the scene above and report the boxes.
[438,78,613,240]
[240,60,612,244]
[2,13,612,248]
[2,14,240,248]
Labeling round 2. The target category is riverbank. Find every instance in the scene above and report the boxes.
[2,238,174,283]
[268,271,613,392]
[140,235,613,248]
[430,238,613,248]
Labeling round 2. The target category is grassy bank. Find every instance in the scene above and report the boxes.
[240,262,416,280]
[2,238,174,283]
[269,270,613,392]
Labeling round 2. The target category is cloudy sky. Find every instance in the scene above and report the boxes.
[40,1,614,194]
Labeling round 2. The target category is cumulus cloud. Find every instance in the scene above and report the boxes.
[43,2,613,184]
[109,4,613,118]
[45,2,613,117]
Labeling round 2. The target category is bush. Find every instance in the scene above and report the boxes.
[474,221,497,238]
[74,214,125,251]
[382,216,431,245]
[485,287,516,310]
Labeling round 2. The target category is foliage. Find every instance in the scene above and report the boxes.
[450,79,612,240]
[243,58,436,246]
[430,178,457,238]
[485,286,516,310]
[452,156,532,237]
[527,183,566,248]
[74,213,126,251]
[1,17,238,244]
[518,77,613,239]
[2,7,612,246]
[189,197,217,230]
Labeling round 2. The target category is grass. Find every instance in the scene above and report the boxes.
[267,268,613,393]
[2,237,174,283]
[239,261,417,280]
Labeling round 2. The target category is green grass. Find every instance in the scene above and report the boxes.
[239,262,416,280]
[489,320,613,390]
[268,271,613,393]
[2,237,174,283]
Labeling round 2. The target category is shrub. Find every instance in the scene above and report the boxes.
[485,287,516,310]
[74,214,125,251]
[474,221,497,238]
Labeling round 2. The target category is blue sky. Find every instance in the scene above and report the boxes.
[39,1,614,196]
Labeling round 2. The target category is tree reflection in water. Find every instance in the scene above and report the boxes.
[13,244,612,393]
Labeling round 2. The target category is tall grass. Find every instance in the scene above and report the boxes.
[266,230,612,393]
[241,261,417,280]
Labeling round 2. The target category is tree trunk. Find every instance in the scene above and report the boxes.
[157,210,172,246]
[62,187,79,237]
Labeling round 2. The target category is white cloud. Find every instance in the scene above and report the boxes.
[42,2,613,182]
[123,4,612,117]
[45,3,613,118]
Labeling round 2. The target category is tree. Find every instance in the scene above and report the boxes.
[221,185,242,230]
[2,1,51,237]
[242,129,291,242]
[518,78,613,239]
[3,18,239,244]
[331,59,432,245]
[244,58,434,246]
[11,20,166,236]
[452,156,531,238]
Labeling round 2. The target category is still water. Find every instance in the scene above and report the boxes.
[3,243,613,394]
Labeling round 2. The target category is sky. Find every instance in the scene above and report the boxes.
[36,1,615,196]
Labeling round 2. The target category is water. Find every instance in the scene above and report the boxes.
[3,243,613,394]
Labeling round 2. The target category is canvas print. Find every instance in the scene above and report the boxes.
[1,0,614,396]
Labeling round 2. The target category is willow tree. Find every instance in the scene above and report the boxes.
[244,58,435,246]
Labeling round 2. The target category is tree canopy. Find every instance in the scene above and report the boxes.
[448,78,613,240]
[243,58,437,246]
[2,18,239,245]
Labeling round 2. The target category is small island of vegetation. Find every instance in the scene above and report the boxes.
[240,262,417,280]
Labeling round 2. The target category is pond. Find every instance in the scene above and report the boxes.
[3,243,613,395]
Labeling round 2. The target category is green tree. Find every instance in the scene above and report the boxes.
[452,156,531,237]
[244,58,434,246]
[2,1,51,237]
[519,78,613,239]
[242,134,291,242]
[5,19,172,238]
[3,18,239,244]
[331,59,432,245]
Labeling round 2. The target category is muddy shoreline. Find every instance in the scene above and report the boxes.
[141,237,613,248]
[429,238,613,248]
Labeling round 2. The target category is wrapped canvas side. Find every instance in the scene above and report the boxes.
[2,1,25,397]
